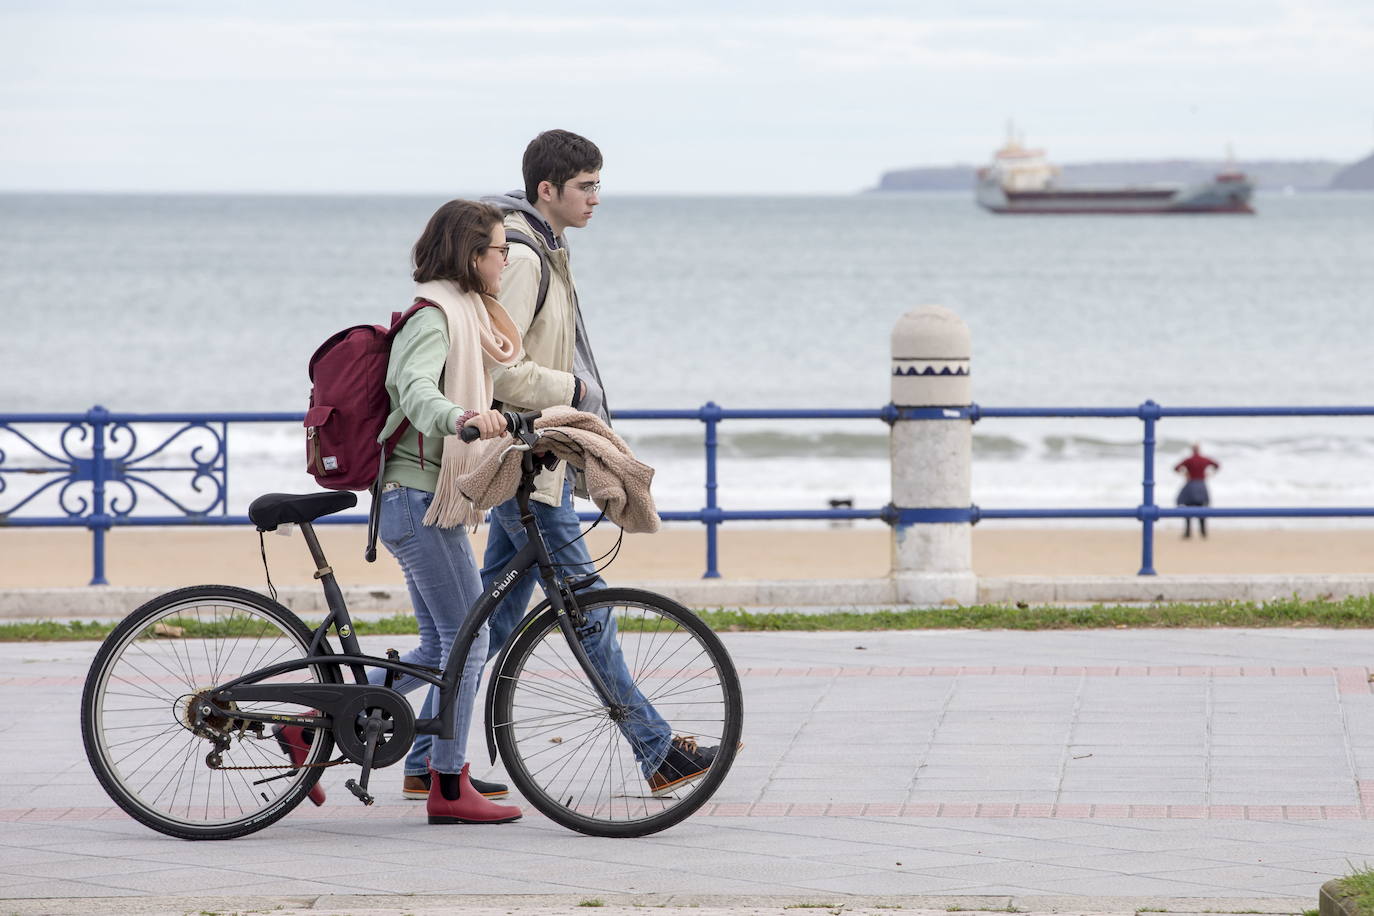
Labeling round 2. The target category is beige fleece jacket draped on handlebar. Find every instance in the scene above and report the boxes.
[454,406,661,534]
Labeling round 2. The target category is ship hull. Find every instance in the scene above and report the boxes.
[977,176,1255,214]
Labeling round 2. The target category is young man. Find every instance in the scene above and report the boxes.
[397,130,723,801]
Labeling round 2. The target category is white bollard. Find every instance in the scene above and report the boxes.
[890,306,977,605]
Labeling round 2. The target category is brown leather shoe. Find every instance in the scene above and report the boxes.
[427,763,521,825]
[403,772,509,800]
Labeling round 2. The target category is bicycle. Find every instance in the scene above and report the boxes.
[81,410,743,840]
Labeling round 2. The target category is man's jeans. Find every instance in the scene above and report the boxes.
[367,485,488,777]
[480,478,673,777]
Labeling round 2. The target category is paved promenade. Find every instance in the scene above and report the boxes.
[4,627,1374,913]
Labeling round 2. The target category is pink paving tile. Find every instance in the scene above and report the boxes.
[838,667,872,677]
[1023,666,1054,676]
[1241,666,1275,676]
[1275,667,1307,677]
[1092,805,1131,818]
[1213,667,1242,677]
[1324,806,1364,819]
[1084,667,1116,676]
[1129,805,1168,818]
[1178,666,1209,676]
[788,803,829,816]
[743,667,780,677]
[863,804,903,816]
[961,666,995,675]
[1148,667,1180,676]
[807,667,841,677]
[939,803,977,817]
[901,803,941,817]
[18,808,71,821]
[1246,806,1285,819]
[1209,805,1246,819]
[931,666,960,676]
[1357,779,1374,794]
[1305,666,1336,676]
[98,807,130,820]
[1285,806,1324,819]
[900,666,934,676]
[1116,666,1148,676]
[0,809,28,822]
[827,803,866,816]
[1054,666,1086,676]
[1052,804,1092,818]
[692,803,715,816]
[869,667,903,676]
[1168,805,1206,818]
[1336,668,1371,695]
[976,804,1016,817]
[775,668,810,677]
[992,666,1026,676]
[58,807,104,821]
[1015,804,1055,817]
[748,803,791,816]
[710,803,753,817]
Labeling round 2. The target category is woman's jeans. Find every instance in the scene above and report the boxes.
[367,485,488,777]
[479,476,673,778]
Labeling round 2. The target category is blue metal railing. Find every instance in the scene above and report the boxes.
[3,401,1373,584]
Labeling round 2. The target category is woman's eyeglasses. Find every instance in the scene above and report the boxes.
[487,244,511,261]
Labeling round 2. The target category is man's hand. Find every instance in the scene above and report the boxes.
[462,409,508,441]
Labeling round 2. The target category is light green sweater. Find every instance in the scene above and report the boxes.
[377,307,471,493]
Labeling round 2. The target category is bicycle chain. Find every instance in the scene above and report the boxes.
[208,756,349,772]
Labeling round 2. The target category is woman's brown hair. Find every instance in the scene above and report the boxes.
[412,199,503,292]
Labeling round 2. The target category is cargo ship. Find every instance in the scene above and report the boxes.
[976,133,1255,214]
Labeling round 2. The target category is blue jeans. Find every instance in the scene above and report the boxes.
[367,485,489,777]
[480,477,672,778]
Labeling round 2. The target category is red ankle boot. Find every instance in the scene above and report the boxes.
[427,763,521,825]
[274,723,326,806]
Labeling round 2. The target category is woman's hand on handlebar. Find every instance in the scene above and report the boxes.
[460,409,508,442]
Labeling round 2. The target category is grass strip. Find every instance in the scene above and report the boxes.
[1337,864,1374,915]
[4,595,1374,641]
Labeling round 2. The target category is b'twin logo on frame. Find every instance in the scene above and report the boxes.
[490,569,518,598]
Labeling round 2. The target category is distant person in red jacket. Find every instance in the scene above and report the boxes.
[1174,444,1220,538]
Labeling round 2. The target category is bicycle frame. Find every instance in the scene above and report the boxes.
[209,445,619,750]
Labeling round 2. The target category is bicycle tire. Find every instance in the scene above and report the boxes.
[492,587,743,837]
[81,585,338,840]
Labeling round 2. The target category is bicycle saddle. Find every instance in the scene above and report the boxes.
[249,492,357,530]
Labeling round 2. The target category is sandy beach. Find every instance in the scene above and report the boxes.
[3,524,1372,589]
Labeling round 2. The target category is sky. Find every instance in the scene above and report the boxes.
[2,0,1372,194]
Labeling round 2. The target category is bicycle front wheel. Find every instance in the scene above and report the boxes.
[81,585,338,840]
[492,587,743,837]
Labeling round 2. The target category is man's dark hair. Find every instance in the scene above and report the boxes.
[522,129,603,202]
[412,199,503,293]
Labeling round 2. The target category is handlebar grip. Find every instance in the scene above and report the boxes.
[459,424,481,443]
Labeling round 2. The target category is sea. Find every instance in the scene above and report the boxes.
[2,191,1372,527]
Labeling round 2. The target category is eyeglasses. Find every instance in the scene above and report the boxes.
[562,181,601,196]
[486,244,510,261]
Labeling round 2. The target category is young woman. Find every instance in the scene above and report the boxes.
[369,199,524,824]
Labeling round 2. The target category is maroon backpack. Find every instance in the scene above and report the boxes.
[305,301,438,558]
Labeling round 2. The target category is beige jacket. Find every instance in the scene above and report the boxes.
[490,210,580,506]
[455,406,660,534]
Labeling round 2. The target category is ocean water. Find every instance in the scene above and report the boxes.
[2,191,1372,524]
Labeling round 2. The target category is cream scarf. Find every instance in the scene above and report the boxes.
[411,279,522,528]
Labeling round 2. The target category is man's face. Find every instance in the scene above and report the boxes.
[539,169,601,232]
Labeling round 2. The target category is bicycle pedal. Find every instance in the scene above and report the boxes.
[344,778,374,806]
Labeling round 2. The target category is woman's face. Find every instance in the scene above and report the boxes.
[476,223,508,295]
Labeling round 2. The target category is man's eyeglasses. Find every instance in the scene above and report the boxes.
[562,181,601,196]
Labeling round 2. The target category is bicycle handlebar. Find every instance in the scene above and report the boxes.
[458,409,543,444]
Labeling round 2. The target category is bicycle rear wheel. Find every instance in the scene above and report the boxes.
[81,585,337,840]
[492,587,743,837]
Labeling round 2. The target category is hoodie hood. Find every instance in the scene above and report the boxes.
[480,190,562,251]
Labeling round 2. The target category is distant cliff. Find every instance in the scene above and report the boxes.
[1330,151,1374,190]
[873,159,1347,192]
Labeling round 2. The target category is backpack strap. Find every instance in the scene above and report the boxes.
[366,300,440,563]
[504,229,551,324]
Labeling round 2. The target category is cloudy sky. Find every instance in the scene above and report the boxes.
[3,0,1372,193]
